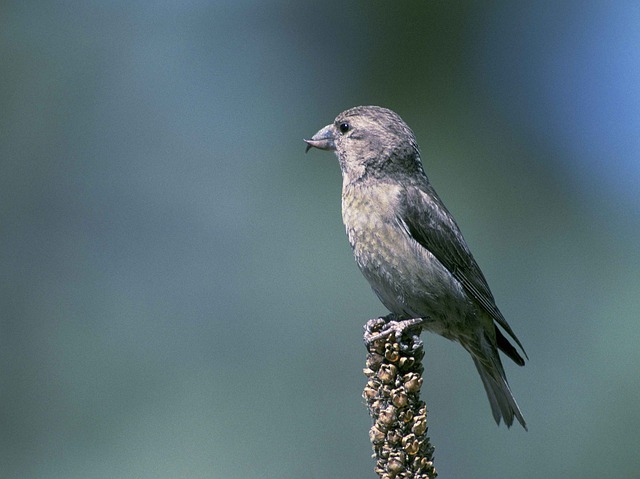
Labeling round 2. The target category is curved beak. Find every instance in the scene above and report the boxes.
[304,124,336,153]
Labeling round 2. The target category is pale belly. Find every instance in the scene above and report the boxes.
[342,187,476,337]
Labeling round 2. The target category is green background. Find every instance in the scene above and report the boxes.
[2,1,639,478]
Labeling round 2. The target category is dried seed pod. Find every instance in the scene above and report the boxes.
[384,343,400,362]
[377,405,397,427]
[399,409,414,423]
[367,352,385,370]
[369,426,386,444]
[370,338,386,355]
[402,434,420,455]
[391,389,409,408]
[379,384,392,398]
[363,385,377,400]
[386,430,402,446]
[398,356,415,371]
[403,373,423,393]
[414,456,434,471]
[379,444,391,459]
[387,454,405,476]
[378,364,398,384]
[370,399,382,413]
[385,349,400,363]
[412,417,427,436]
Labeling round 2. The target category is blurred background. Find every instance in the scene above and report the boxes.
[2,1,639,478]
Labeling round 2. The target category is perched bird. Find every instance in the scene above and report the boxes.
[304,106,527,429]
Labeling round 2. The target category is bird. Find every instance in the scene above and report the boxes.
[304,105,527,429]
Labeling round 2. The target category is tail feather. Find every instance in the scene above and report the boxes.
[465,328,527,429]
[495,326,525,366]
[472,356,527,430]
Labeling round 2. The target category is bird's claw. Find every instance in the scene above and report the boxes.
[364,317,425,346]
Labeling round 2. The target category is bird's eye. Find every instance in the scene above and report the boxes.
[338,122,350,134]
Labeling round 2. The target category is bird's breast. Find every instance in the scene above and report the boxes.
[341,182,470,324]
[341,183,404,265]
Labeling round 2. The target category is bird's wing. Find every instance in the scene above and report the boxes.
[401,184,527,358]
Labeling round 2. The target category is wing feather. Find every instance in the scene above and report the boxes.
[401,184,527,359]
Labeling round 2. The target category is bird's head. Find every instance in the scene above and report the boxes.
[305,106,423,184]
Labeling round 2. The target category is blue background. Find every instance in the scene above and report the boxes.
[2,1,639,478]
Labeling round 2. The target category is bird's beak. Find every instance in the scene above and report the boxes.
[304,124,336,153]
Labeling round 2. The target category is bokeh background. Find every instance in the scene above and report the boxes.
[2,1,639,478]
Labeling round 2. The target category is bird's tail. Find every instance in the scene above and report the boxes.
[466,333,527,430]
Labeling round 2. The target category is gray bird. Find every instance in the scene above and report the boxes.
[304,105,527,429]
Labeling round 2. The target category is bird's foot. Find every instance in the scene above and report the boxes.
[364,316,425,346]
